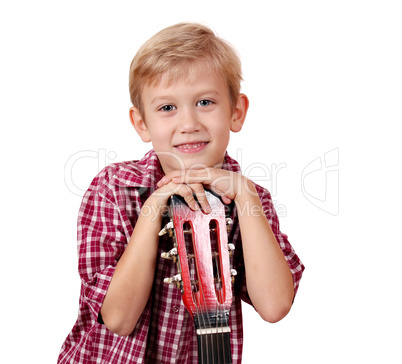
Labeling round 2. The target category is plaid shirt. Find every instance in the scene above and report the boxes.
[58,150,304,364]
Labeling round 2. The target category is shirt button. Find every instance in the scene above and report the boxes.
[172,306,179,313]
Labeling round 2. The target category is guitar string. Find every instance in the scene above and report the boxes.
[191,220,217,363]
[211,220,223,363]
[198,221,217,363]
[191,281,206,364]
[193,194,229,363]
[191,290,205,363]
[187,221,211,364]
[199,217,230,363]
[215,265,225,362]
[179,202,231,363]
[209,217,229,363]
[213,219,230,363]
[183,221,205,364]
[170,201,208,363]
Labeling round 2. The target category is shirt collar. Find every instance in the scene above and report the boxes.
[110,150,242,188]
[110,150,164,188]
[222,152,242,174]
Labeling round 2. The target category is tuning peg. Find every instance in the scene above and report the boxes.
[228,243,235,257]
[231,269,237,283]
[161,247,178,262]
[158,221,174,237]
[226,218,233,233]
[163,274,182,290]
[163,273,182,284]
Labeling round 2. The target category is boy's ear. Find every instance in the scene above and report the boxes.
[129,107,151,143]
[230,93,249,133]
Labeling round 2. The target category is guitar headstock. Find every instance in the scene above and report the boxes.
[160,191,236,318]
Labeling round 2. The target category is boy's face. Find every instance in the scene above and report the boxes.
[130,62,248,175]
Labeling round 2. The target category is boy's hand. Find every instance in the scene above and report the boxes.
[156,167,251,212]
[151,179,208,214]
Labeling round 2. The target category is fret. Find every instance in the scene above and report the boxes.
[196,327,231,335]
[193,310,231,331]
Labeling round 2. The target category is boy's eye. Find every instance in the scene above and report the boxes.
[159,105,176,112]
[197,100,213,107]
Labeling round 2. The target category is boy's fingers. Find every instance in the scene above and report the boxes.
[172,175,209,185]
[189,184,211,213]
[177,184,199,211]
[171,168,213,185]
[154,181,198,210]
[160,168,214,187]
[157,172,181,187]
[218,194,232,204]
[173,183,212,213]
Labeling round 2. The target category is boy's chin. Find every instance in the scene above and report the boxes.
[159,159,219,174]
[156,149,226,173]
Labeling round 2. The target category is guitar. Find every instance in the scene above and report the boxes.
[159,191,236,364]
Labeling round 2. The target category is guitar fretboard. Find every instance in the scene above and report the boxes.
[197,331,232,364]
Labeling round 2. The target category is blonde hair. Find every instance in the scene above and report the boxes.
[129,23,243,117]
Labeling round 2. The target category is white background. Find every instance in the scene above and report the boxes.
[1,1,401,363]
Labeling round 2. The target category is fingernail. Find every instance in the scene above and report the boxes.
[204,205,212,213]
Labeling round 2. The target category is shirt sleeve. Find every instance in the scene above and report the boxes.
[258,185,305,296]
[77,169,129,320]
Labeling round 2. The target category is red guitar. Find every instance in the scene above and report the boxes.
[159,191,236,364]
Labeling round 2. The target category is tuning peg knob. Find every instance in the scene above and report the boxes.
[161,247,178,262]
[226,218,233,233]
[158,221,174,237]
[228,243,235,257]
[163,273,182,284]
[163,274,182,290]
[231,269,237,283]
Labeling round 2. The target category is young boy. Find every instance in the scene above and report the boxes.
[58,23,304,363]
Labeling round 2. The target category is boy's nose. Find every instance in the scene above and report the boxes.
[178,108,201,133]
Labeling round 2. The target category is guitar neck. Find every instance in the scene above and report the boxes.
[162,192,234,363]
[194,312,232,364]
[197,331,232,364]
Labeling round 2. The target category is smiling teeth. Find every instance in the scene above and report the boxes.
[177,142,207,149]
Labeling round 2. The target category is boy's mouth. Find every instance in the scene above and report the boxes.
[174,141,209,153]
[175,142,208,149]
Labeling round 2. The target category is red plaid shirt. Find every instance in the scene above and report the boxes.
[58,150,304,363]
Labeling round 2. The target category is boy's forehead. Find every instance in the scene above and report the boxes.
[147,60,224,91]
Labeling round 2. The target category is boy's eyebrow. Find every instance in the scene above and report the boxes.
[197,90,221,98]
[150,96,173,105]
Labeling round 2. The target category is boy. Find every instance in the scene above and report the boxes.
[58,23,304,363]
